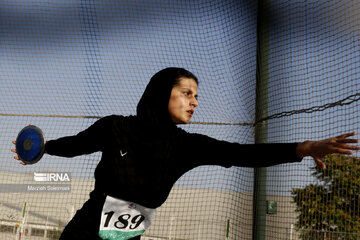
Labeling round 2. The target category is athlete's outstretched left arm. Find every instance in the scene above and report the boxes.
[178,131,359,169]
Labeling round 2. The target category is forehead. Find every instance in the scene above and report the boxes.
[176,77,198,91]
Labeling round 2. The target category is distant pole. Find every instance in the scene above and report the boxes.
[18,202,27,240]
[253,0,270,240]
[226,219,230,239]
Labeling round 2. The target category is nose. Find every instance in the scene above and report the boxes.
[190,97,198,108]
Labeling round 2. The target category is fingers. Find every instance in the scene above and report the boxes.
[333,148,354,156]
[326,144,358,156]
[13,151,21,160]
[11,141,26,165]
[335,138,359,144]
[336,132,356,139]
[314,158,326,170]
[330,132,360,155]
[332,142,360,151]
[11,141,17,155]
[311,132,358,171]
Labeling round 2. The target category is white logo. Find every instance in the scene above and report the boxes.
[34,172,71,182]
[120,150,127,157]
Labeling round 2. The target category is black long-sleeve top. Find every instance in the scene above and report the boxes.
[46,114,302,209]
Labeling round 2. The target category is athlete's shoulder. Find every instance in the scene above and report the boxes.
[92,115,133,128]
[99,114,133,121]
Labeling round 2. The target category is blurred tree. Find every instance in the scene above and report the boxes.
[292,154,360,240]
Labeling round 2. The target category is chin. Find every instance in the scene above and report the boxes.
[182,119,191,124]
[170,115,192,124]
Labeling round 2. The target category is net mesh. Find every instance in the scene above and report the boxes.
[260,1,360,239]
[0,0,359,239]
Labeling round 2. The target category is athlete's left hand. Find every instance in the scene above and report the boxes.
[296,132,360,170]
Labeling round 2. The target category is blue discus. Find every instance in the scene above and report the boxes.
[16,125,45,164]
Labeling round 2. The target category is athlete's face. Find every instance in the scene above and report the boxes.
[168,77,198,124]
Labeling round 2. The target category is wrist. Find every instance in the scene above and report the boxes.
[296,141,312,159]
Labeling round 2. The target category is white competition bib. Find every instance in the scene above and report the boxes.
[98,196,157,240]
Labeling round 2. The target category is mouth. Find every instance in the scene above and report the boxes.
[187,109,194,116]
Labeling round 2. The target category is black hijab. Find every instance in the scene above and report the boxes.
[136,67,198,126]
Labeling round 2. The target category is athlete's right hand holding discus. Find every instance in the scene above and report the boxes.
[12,125,46,165]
